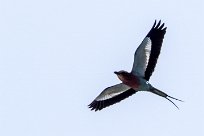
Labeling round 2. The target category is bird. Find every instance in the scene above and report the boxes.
[88,20,183,111]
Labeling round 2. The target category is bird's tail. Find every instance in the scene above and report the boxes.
[150,87,183,109]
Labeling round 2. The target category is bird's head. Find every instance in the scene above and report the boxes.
[114,70,130,81]
[114,70,128,75]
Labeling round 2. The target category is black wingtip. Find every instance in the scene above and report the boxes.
[153,20,167,30]
[88,100,103,112]
[158,23,165,29]
[152,20,157,28]
[150,19,166,33]
[155,20,161,29]
[163,27,167,31]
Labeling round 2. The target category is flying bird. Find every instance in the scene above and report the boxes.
[88,20,183,111]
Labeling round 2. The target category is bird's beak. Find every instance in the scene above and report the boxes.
[114,71,119,75]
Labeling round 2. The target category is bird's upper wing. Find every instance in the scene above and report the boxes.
[131,20,167,81]
[88,83,136,111]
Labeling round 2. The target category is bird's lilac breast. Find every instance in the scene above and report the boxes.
[120,74,140,89]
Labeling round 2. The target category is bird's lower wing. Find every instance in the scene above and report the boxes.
[88,83,136,111]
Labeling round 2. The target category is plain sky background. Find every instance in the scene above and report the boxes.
[0,0,204,136]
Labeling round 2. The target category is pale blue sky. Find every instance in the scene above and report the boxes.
[0,0,204,136]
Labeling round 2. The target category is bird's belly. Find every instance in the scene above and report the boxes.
[123,79,139,89]
[136,80,151,91]
[126,82,139,89]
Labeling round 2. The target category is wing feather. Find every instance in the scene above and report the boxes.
[145,20,167,80]
[131,20,167,80]
[88,83,136,111]
[131,37,151,77]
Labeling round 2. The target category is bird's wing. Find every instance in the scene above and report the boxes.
[131,20,167,81]
[88,83,136,111]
